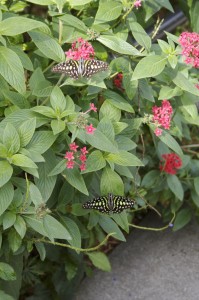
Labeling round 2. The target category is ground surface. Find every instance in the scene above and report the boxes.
[75,213,199,300]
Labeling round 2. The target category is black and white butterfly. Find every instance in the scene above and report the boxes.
[52,58,109,79]
[82,193,135,214]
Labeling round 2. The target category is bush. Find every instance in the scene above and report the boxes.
[0,0,198,299]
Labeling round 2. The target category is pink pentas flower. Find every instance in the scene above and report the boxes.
[85,124,96,134]
[152,100,173,136]
[134,0,142,9]
[65,38,95,60]
[196,84,199,90]
[66,160,75,169]
[179,32,199,68]
[159,153,182,175]
[81,147,88,155]
[90,103,97,112]
[69,142,79,152]
[64,151,74,161]
[79,154,87,162]
[79,163,86,171]
[154,128,163,136]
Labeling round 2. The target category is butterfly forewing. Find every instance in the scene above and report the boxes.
[82,194,135,214]
[52,59,108,79]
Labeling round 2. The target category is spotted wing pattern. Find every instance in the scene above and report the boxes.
[82,59,109,78]
[82,194,135,214]
[52,59,108,79]
[51,60,79,79]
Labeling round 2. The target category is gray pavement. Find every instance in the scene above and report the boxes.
[76,213,199,300]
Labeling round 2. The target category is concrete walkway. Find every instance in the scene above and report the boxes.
[76,213,199,300]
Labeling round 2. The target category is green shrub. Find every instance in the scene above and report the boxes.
[0,0,198,298]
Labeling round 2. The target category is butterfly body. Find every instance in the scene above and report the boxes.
[52,58,109,79]
[82,193,135,214]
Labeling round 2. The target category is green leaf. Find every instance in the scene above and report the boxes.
[18,118,36,147]
[59,14,87,32]
[26,0,54,4]
[24,215,47,236]
[71,203,89,216]
[29,31,65,62]
[82,150,106,173]
[190,0,199,33]
[3,212,16,230]
[99,215,126,241]
[0,16,50,36]
[60,216,81,248]
[87,252,111,271]
[157,131,183,156]
[106,151,143,166]
[97,35,141,56]
[51,119,66,135]
[14,216,26,239]
[85,129,118,153]
[0,161,13,188]
[172,72,199,96]
[94,1,122,24]
[3,123,20,155]
[98,117,115,142]
[0,291,14,300]
[11,154,38,168]
[173,208,192,231]
[194,177,199,195]
[34,151,57,202]
[27,131,56,154]
[99,101,121,122]
[43,215,71,241]
[0,262,16,281]
[111,211,129,233]
[0,46,26,94]
[48,159,66,176]
[100,166,124,195]
[167,175,184,201]
[116,136,137,151]
[63,168,89,196]
[32,106,56,118]
[141,170,160,188]
[128,21,151,51]
[158,86,182,100]
[4,90,29,109]
[68,0,92,6]
[29,183,44,206]
[9,46,33,71]
[132,55,167,80]
[0,182,14,216]
[103,90,134,113]
[0,143,8,158]
[50,86,66,113]
[181,96,198,119]
[35,242,46,261]
[8,229,22,253]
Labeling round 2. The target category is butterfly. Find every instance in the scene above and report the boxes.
[82,193,135,214]
[52,58,109,79]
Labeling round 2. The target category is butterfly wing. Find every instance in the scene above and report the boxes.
[52,60,79,79]
[82,196,110,213]
[82,59,109,78]
[112,196,135,213]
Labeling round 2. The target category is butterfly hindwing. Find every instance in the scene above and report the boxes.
[52,59,108,79]
[82,194,135,214]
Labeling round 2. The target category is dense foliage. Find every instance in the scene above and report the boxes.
[0,0,198,299]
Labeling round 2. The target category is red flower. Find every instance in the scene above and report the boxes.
[81,147,88,155]
[79,163,86,171]
[113,73,123,90]
[134,0,142,8]
[66,160,75,169]
[79,154,87,162]
[90,103,97,112]
[69,142,79,152]
[85,124,96,134]
[179,32,199,68]
[154,128,162,136]
[152,100,173,136]
[65,38,95,60]
[64,151,74,161]
[160,153,182,175]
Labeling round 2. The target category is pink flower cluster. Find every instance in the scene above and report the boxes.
[65,38,95,60]
[179,32,199,68]
[83,103,97,134]
[134,0,142,9]
[160,153,182,175]
[152,100,173,136]
[65,142,89,171]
